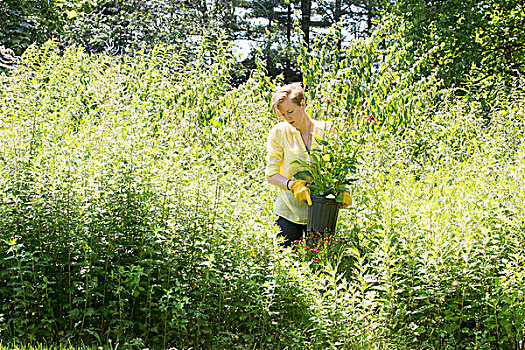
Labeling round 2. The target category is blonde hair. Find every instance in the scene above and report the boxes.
[271,83,305,119]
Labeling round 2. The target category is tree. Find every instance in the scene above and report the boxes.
[390,0,525,87]
[61,0,191,54]
[233,0,302,82]
[0,0,84,54]
[311,0,386,55]
[1,0,390,85]
[301,0,312,46]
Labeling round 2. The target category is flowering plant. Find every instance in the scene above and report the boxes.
[293,98,375,202]
[293,124,359,202]
[292,231,347,267]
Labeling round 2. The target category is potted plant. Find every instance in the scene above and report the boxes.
[293,108,369,233]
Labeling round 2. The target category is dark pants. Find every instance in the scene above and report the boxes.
[275,216,307,247]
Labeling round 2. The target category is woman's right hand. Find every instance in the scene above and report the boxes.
[290,180,312,206]
[340,192,352,209]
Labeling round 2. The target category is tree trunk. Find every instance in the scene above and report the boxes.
[285,1,292,80]
[365,0,373,36]
[287,1,292,44]
[301,0,312,48]
[335,0,342,51]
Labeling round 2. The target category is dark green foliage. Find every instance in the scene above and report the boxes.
[390,0,525,88]
[60,0,207,55]
[0,0,58,54]
[0,0,91,56]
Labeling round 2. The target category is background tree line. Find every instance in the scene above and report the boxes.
[1,0,524,88]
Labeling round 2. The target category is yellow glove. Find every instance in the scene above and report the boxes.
[340,192,352,209]
[290,180,312,206]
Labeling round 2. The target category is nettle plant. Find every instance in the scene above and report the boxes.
[294,111,368,202]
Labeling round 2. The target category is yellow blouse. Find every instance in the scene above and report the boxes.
[265,119,331,224]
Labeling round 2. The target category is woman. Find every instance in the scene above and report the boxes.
[265,83,334,247]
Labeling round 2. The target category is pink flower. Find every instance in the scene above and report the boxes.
[364,115,378,125]
[323,98,333,104]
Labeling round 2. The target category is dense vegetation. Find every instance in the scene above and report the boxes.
[1,7,525,350]
[0,0,385,83]
[2,0,523,85]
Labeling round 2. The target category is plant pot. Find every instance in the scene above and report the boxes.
[307,196,340,234]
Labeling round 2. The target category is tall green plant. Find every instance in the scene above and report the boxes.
[299,16,440,135]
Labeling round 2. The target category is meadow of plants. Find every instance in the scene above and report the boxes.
[1,19,525,350]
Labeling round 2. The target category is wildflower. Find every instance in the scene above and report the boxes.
[364,115,378,125]
[322,154,330,162]
[323,98,333,104]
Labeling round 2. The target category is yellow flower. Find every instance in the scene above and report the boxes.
[322,154,330,162]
